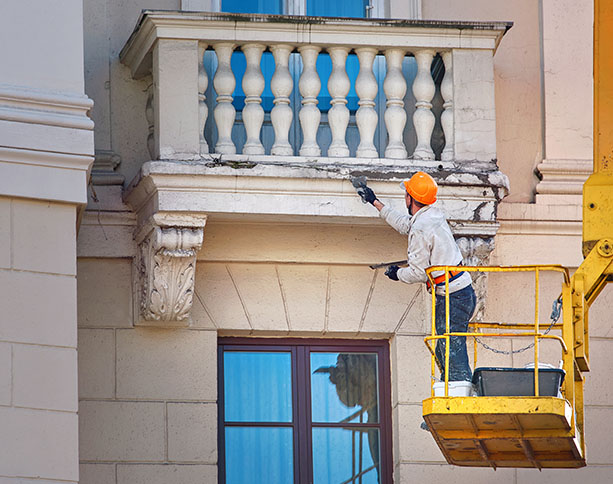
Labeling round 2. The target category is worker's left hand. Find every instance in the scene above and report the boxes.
[385,265,400,281]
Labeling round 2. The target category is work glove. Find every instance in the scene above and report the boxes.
[385,265,400,281]
[357,186,378,205]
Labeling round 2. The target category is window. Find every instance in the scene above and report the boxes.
[219,339,392,484]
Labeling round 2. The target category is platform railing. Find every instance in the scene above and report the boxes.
[424,265,571,400]
[120,11,510,162]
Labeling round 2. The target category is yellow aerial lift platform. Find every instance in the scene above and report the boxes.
[422,265,585,469]
[421,0,613,469]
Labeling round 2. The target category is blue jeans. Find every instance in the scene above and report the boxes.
[435,284,476,382]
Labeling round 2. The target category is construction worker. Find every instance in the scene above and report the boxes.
[357,172,476,383]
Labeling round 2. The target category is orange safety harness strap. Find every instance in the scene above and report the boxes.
[426,265,464,290]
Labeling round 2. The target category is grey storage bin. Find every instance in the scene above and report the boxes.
[472,367,565,397]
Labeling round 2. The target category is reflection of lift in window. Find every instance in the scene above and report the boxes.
[218,338,392,484]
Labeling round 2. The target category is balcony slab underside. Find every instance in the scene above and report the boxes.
[126,156,508,235]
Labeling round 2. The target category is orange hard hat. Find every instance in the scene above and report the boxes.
[401,171,438,205]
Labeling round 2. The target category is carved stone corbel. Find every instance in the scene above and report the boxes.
[134,214,207,326]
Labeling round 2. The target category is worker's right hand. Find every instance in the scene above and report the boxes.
[385,265,400,281]
[357,186,378,205]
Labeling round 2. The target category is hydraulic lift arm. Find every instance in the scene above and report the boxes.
[569,0,613,373]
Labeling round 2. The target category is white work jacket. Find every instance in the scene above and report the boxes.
[379,204,472,295]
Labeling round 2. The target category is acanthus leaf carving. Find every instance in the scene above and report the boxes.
[136,218,206,326]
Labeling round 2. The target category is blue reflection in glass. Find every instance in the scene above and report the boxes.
[313,427,380,484]
[224,351,292,422]
[311,353,379,423]
[226,427,294,483]
[307,0,368,18]
[221,0,283,14]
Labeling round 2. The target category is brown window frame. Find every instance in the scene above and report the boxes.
[218,337,393,484]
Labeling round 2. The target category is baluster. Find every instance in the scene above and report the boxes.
[242,43,266,155]
[327,47,350,157]
[213,42,236,154]
[355,47,378,158]
[440,51,453,161]
[198,43,209,155]
[298,45,322,157]
[271,44,294,156]
[412,49,436,160]
[384,48,408,159]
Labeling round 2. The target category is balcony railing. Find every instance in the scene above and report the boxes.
[120,11,510,164]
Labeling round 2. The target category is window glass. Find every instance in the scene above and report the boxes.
[307,0,368,17]
[224,351,293,422]
[220,341,390,484]
[311,352,379,423]
[225,427,294,483]
[312,427,380,483]
[222,0,283,14]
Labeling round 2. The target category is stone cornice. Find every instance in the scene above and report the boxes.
[0,83,94,130]
[121,10,511,78]
[0,147,93,205]
[125,157,508,236]
[0,83,95,206]
[535,159,592,207]
[497,202,582,236]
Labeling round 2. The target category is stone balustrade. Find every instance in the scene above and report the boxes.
[121,11,510,163]
[119,11,512,326]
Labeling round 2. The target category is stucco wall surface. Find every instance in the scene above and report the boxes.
[0,0,86,94]
[84,0,180,182]
[422,0,543,202]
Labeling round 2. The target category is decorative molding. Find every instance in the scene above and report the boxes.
[0,83,94,130]
[0,147,93,205]
[0,84,95,206]
[135,213,207,326]
[535,158,592,201]
[92,150,124,186]
[125,157,508,236]
[497,201,582,236]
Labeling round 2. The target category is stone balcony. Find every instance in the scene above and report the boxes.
[119,10,511,326]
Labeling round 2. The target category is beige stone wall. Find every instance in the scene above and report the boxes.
[78,220,613,481]
[0,198,80,483]
[1,0,93,482]
[77,258,218,482]
[422,0,543,202]
[77,222,434,481]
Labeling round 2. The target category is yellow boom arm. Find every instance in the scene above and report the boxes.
[571,0,613,373]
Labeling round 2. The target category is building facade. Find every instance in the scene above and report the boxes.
[2,0,611,483]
